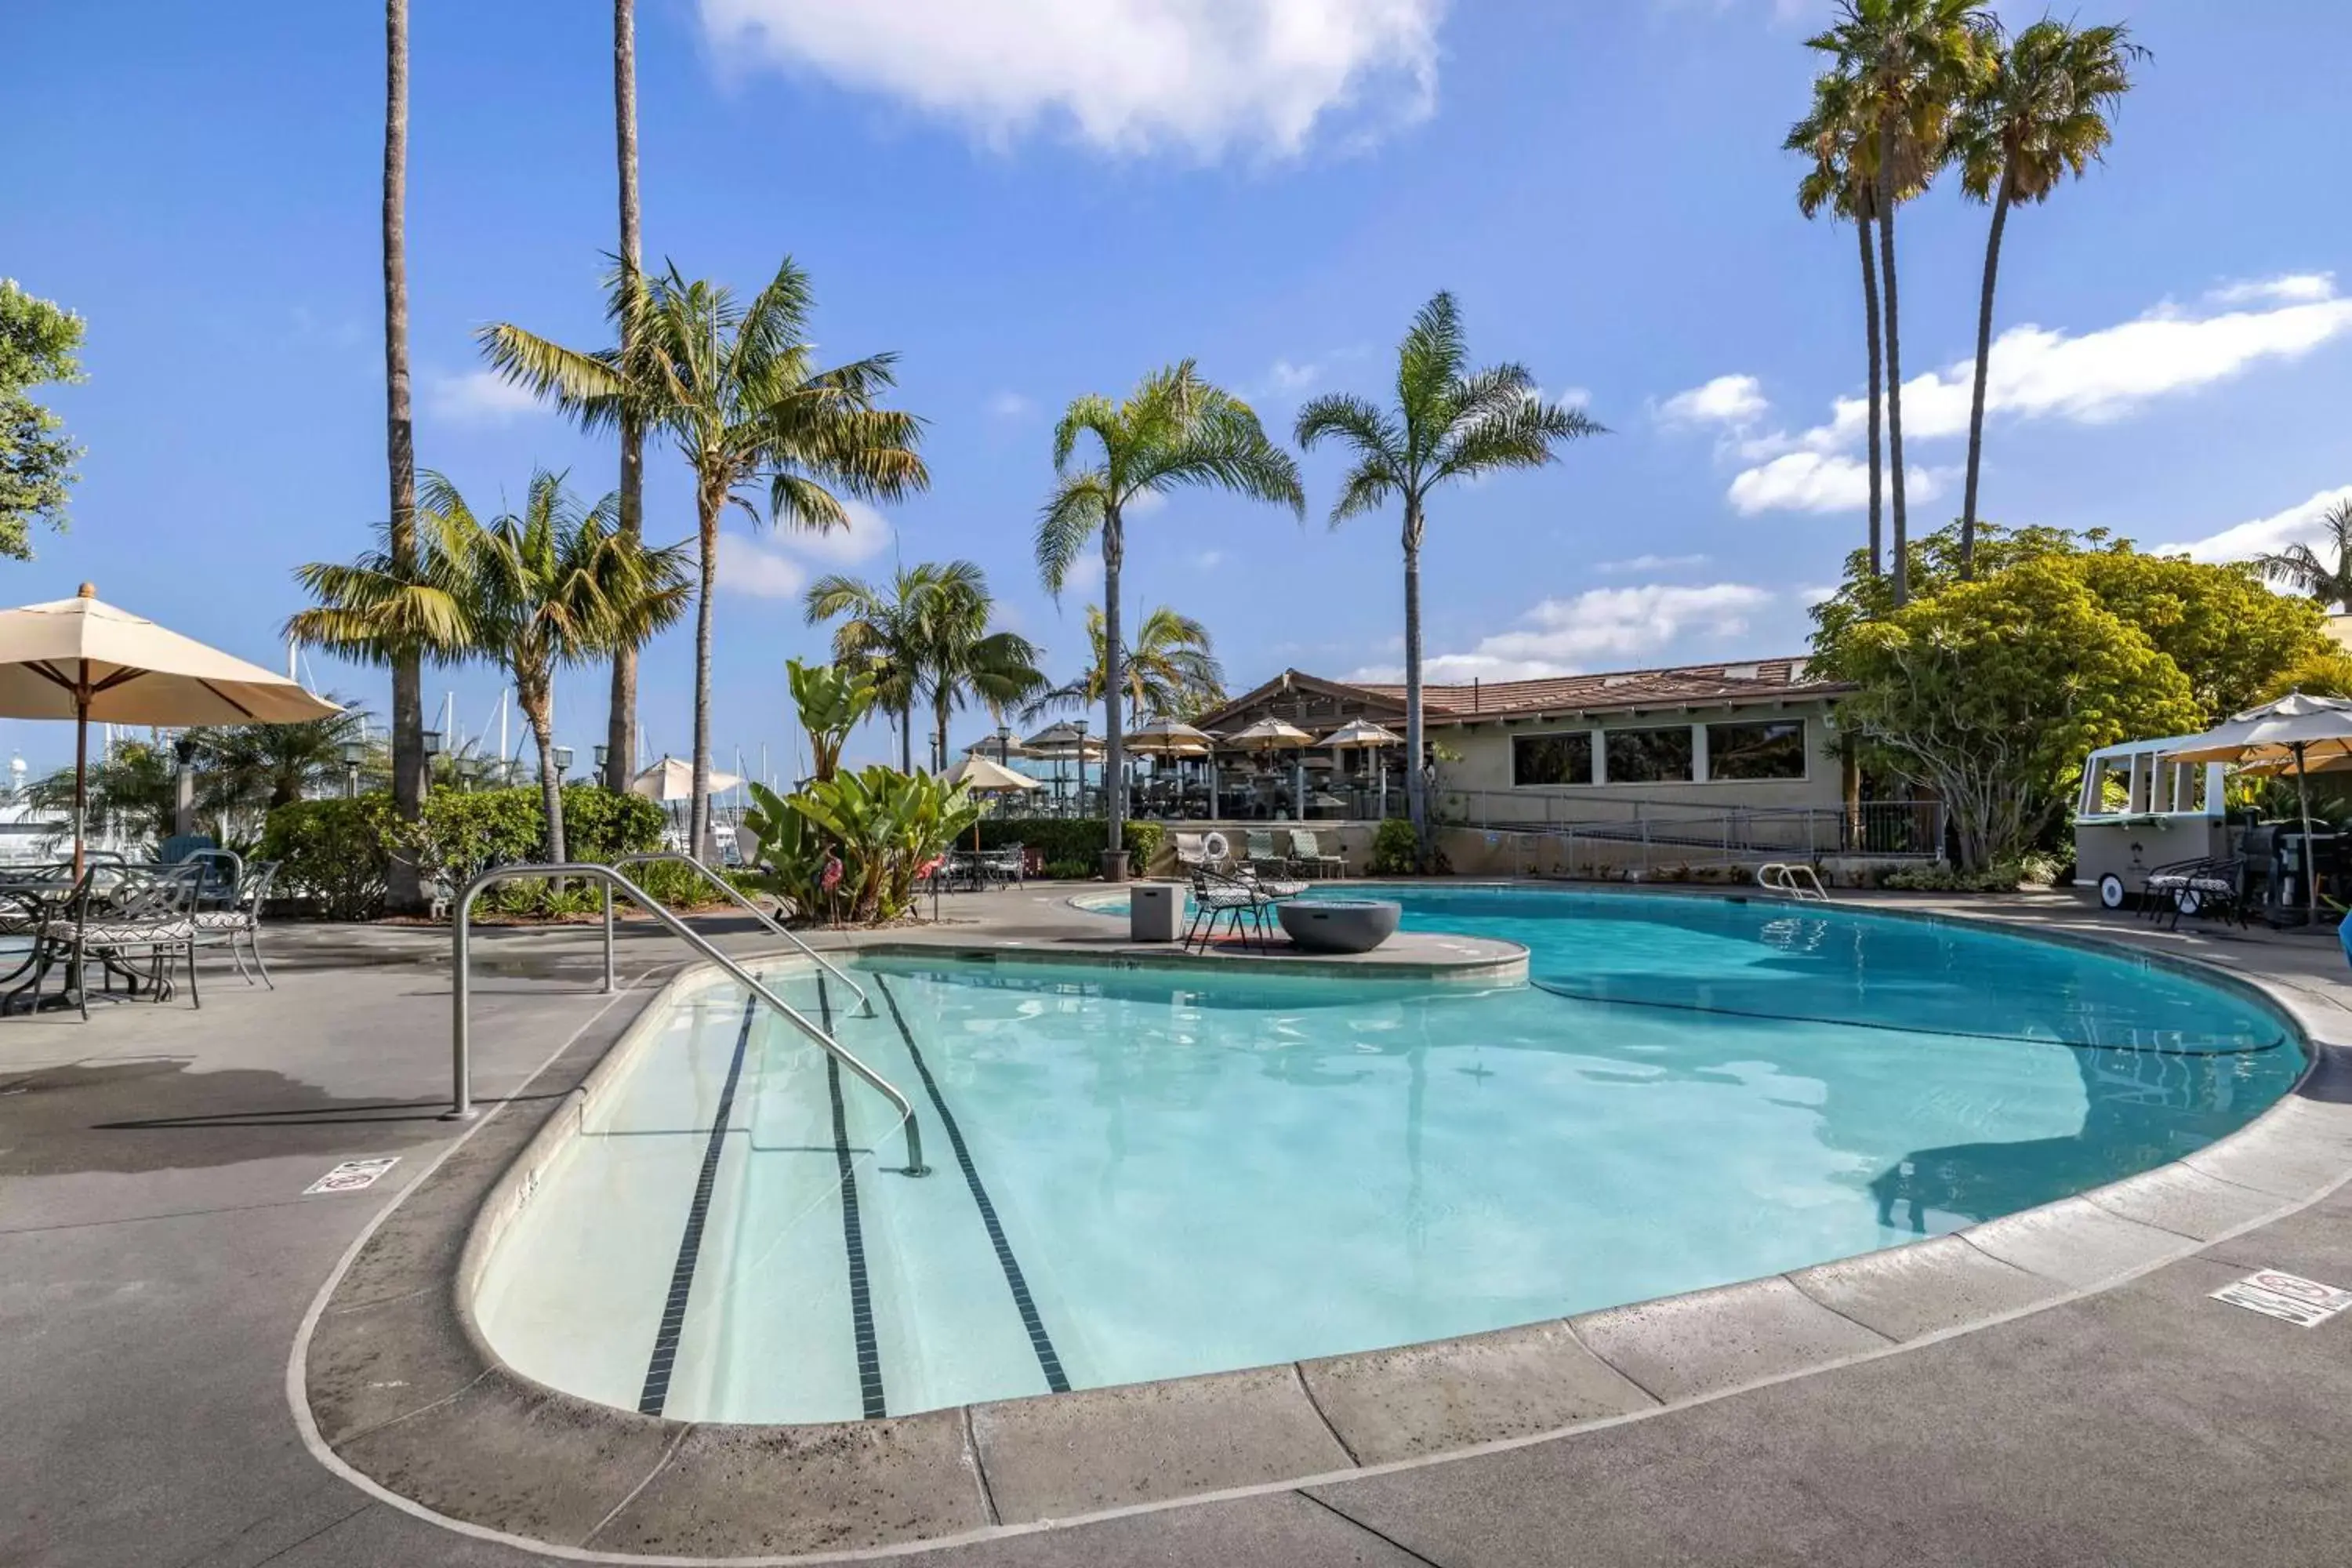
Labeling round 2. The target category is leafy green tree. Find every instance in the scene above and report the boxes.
[479,257,927,859]
[191,705,372,819]
[806,562,954,771]
[2259,644,2352,706]
[2252,499,2352,612]
[1835,557,2199,868]
[1038,362,1303,870]
[786,658,877,783]
[27,742,175,849]
[1951,18,2143,572]
[1295,292,1602,858]
[1032,604,1225,724]
[1806,0,1995,604]
[0,279,85,560]
[1813,520,2328,722]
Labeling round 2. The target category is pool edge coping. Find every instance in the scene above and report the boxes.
[292,900,2352,1564]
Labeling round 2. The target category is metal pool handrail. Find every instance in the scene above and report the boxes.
[608,849,874,1017]
[448,862,926,1177]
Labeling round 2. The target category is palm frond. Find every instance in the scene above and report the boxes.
[1036,472,1109,596]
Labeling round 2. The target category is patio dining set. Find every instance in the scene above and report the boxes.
[0,848,278,1020]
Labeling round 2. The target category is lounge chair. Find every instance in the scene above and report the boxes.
[1243,829,1286,877]
[1287,829,1345,880]
[1185,866,1283,953]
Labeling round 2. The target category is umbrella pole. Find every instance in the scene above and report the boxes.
[2297,742,2318,921]
[72,690,88,880]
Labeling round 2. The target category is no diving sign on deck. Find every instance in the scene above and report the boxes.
[2211,1269,2352,1327]
[303,1157,399,1196]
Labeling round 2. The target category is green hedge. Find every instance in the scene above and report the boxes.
[973,818,1167,877]
[263,785,670,919]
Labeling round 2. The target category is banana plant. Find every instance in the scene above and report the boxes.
[785,765,978,922]
[787,657,877,784]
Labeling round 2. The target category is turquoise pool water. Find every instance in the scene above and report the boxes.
[474,887,2299,1425]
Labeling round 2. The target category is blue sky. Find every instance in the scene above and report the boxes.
[6,0,2349,775]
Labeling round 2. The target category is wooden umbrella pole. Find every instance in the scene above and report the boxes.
[72,671,89,880]
[2296,742,2317,921]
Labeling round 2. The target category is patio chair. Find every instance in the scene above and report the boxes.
[1184,866,1283,953]
[1287,829,1345,880]
[1243,829,1286,877]
[158,833,218,866]
[193,859,280,987]
[2156,855,2248,931]
[982,842,1025,888]
[35,862,205,1021]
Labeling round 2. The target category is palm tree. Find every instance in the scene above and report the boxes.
[1295,292,1602,859]
[1807,0,1994,604]
[289,471,688,863]
[804,564,940,772]
[1037,363,1303,871]
[1952,18,2143,576]
[1789,71,1886,581]
[478,258,927,860]
[2254,501,2352,613]
[909,564,1044,771]
[1032,605,1225,724]
[605,0,645,792]
[192,706,371,817]
[381,0,426,911]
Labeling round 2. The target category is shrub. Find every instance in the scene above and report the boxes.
[261,796,394,920]
[1883,851,2065,894]
[1369,818,1419,876]
[974,818,1167,875]
[1042,858,1095,880]
[560,785,666,861]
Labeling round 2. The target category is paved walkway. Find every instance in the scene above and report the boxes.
[3,890,2348,1566]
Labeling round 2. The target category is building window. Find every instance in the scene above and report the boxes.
[1705,720,1806,782]
[1605,725,1693,784]
[1513,731,1593,786]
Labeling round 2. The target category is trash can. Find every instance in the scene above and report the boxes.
[1130,883,1179,943]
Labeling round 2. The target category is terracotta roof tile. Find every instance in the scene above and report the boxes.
[1352,658,1846,723]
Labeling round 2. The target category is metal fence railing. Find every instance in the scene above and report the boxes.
[1428,789,1945,862]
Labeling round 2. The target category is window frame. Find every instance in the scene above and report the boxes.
[1700,717,1809,785]
[1511,728,1597,789]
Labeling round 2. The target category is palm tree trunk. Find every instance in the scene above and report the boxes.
[688,492,718,861]
[382,0,425,916]
[1402,501,1427,863]
[605,0,642,793]
[934,691,953,776]
[1857,210,1884,581]
[899,708,913,774]
[524,680,566,865]
[1959,174,2011,580]
[1875,136,1910,607]
[1101,511,1125,866]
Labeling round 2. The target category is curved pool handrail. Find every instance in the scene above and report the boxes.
[1757,862,1828,902]
[448,862,925,1176]
[609,850,874,1018]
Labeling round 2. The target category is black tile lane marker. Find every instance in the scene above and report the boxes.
[637,993,758,1417]
[873,973,1070,1394]
[816,976,889,1419]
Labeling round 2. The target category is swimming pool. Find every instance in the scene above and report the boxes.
[471,887,2299,1425]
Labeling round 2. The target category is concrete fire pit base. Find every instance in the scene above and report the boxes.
[1277,898,1403,954]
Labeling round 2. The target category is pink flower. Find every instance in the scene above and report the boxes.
[821,857,844,892]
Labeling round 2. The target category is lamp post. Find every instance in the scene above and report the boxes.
[550,745,574,782]
[1073,718,1089,818]
[593,743,608,784]
[419,728,444,797]
[339,738,367,799]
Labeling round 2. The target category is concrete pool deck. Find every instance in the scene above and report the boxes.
[5,884,2351,1565]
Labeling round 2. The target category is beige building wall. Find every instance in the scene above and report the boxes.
[1430,701,1845,822]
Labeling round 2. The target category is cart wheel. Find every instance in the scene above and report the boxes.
[2098,873,2127,910]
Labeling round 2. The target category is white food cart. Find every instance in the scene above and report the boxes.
[2073,735,2231,909]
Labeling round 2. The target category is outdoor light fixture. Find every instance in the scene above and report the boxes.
[593,742,609,771]
[551,746,575,779]
[420,728,444,757]
[341,738,366,798]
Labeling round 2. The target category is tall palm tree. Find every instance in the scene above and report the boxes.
[2254,501,2352,613]
[290,471,688,862]
[605,0,645,792]
[1295,292,1602,859]
[1789,71,1886,581]
[1037,363,1303,871]
[804,561,1040,771]
[478,258,927,859]
[1952,18,2143,576]
[381,0,426,912]
[1807,0,1994,604]
[1033,604,1225,724]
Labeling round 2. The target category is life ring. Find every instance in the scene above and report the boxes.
[1201,831,1231,863]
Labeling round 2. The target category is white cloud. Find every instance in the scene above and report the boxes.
[1712,275,2352,514]
[2160,483,2352,564]
[1729,452,1951,515]
[985,390,1034,419]
[782,498,895,564]
[1194,549,1227,569]
[2209,273,2336,307]
[1657,373,1769,427]
[423,368,543,425]
[698,0,1445,158]
[1255,358,1322,401]
[1348,583,1774,682]
[717,534,810,599]
[1058,554,1105,594]
[1597,553,1709,574]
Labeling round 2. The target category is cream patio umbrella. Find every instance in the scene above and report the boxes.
[629,753,743,802]
[1127,717,1214,817]
[0,584,340,873]
[1024,720,1105,812]
[940,751,1042,850]
[1226,717,1316,821]
[1318,717,1404,822]
[2165,692,2352,920]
